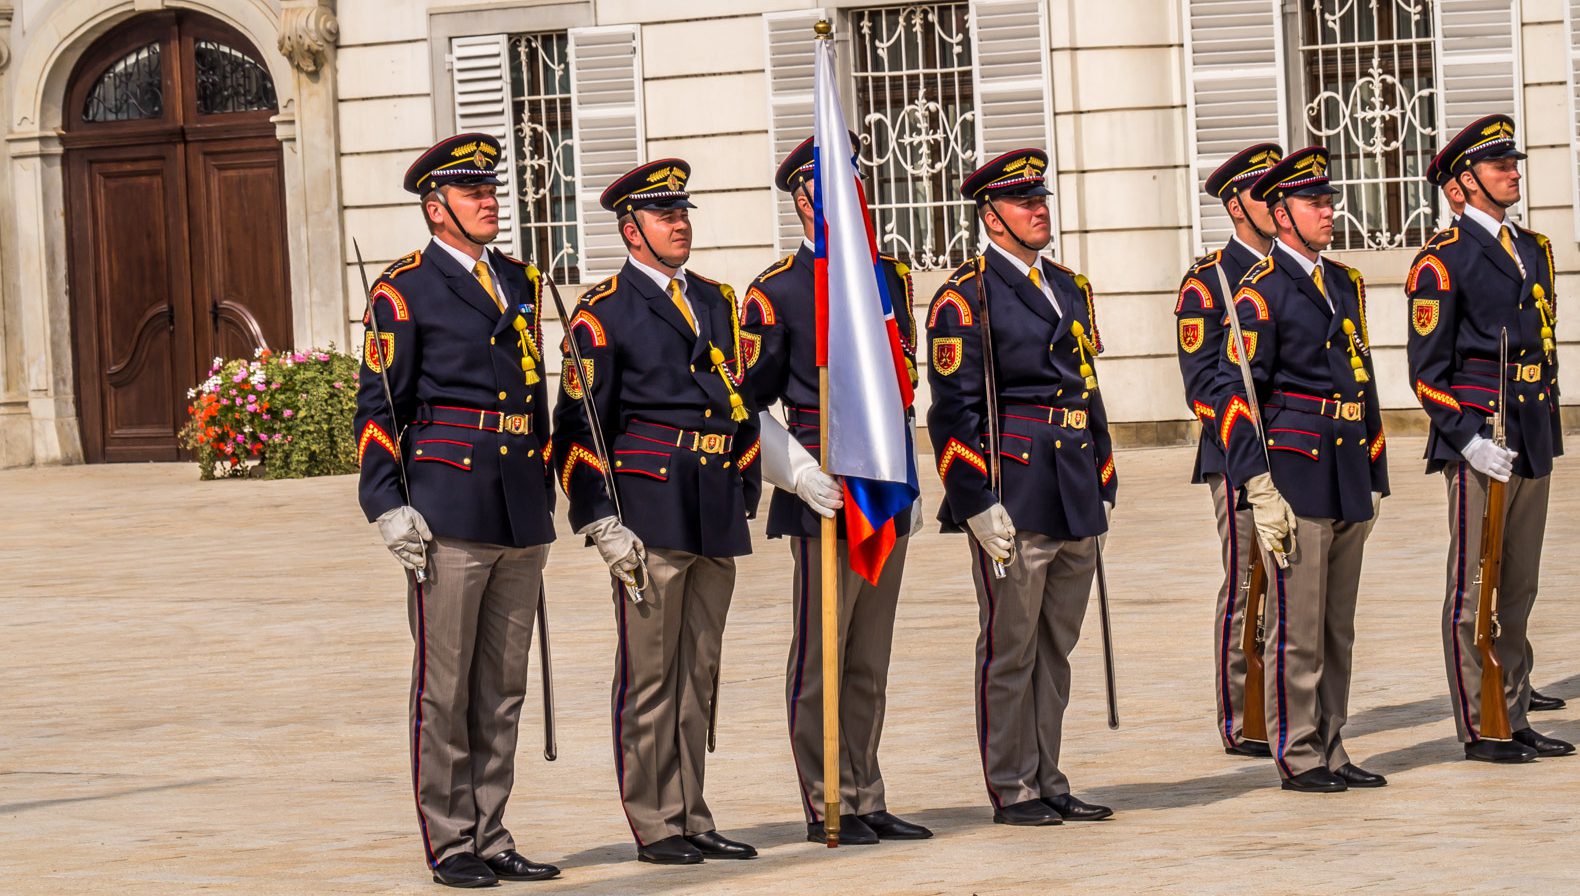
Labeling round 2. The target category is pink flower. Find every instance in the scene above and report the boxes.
[254,383,266,391]
[262,414,271,420]
[282,409,295,418]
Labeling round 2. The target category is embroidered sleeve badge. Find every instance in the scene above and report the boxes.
[1179,317,1205,354]
[932,337,964,376]
[1226,331,1257,364]
[1411,298,1440,337]
[740,331,762,369]
[561,358,594,399]
[363,331,395,373]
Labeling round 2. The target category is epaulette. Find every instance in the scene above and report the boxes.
[1422,227,1459,251]
[757,253,796,283]
[1043,257,1077,277]
[946,257,981,286]
[501,254,542,287]
[1188,250,1224,275]
[1244,255,1275,284]
[879,253,912,279]
[581,275,619,304]
[382,251,422,279]
[1325,256,1352,271]
[688,270,724,288]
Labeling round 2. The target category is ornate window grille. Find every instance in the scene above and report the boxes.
[193,40,278,115]
[852,3,979,271]
[1296,0,1439,250]
[509,32,580,283]
[83,43,163,123]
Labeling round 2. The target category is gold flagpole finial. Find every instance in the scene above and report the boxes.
[814,19,833,37]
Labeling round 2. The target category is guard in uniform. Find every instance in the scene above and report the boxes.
[740,135,932,846]
[1405,115,1573,763]
[355,133,560,887]
[1174,143,1282,758]
[552,158,763,864]
[1213,146,1389,793]
[926,149,1117,827]
[1426,151,1466,220]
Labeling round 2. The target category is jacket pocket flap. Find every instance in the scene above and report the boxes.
[413,438,474,471]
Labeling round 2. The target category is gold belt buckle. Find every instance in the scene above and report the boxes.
[1062,409,1088,429]
[698,433,727,454]
[1518,364,1542,383]
[1340,402,1363,422]
[502,414,530,435]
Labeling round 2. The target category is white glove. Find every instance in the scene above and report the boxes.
[376,506,432,571]
[1243,473,1296,561]
[579,515,646,588]
[909,492,925,535]
[1366,491,1382,536]
[966,503,1016,563]
[793,465,843,519]
[1103,500,1114,524]
[1463,435,1516,483]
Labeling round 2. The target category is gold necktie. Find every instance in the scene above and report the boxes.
[1028,266,1042,289]
[473,260,504,312]
[1499,227,1525,274]
[1311,263,1326,297]
[669,279,697,333]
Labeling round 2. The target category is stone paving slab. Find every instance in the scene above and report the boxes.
[1,439,1576,894]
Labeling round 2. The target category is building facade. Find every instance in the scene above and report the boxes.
[1,0,1576,466]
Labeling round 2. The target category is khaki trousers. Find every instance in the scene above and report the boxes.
[407,537,548,866]
[610,547,734,846]
[786,535,907,823]
[1441,464,1549,742]
[1262,517,1366,779]
[1207,474,1262,749]
[969,532,1096,806]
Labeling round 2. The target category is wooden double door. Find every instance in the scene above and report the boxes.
[64,12,292,462]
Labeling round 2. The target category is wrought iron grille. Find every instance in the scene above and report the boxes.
[509,32,580,283]
[1297,0,1439,250]
[194,40,278,115]
[83,43,163,123]
[852,3,979,271]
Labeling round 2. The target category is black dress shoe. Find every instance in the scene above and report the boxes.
[1464,739,1537,763]
[636,835,703,865]
[431,853,497,888]
[1332,763,1387,788]
[1224,740,1272,758]
[1513,728,1576,757]
[685,830,757,860]
[1280,768,1347,793]
[1529,690,1566,712]
[482,850,559,882]
[992,798,1061,826]
[1043,793,1114,821]
[858,810,933,840]
[806,814,878,845]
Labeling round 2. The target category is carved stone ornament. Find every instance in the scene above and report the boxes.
[278,5,339,74]
[0,3,13,73]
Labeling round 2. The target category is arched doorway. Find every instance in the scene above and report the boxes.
[63,11,293,463]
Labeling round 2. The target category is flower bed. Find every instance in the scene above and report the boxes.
[180,348,361,480]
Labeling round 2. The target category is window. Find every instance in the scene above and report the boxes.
[1294,1,1439,250]
[83,43,163,122]
[509,32,580,283]
[851,3,979,270]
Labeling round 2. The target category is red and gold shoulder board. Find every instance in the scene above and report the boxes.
[1422,227,1460,251]
[1188,250,1223,275]
[581,276,619,304]
[757,253,796,283]
[382,251,422,279]
[1244,256,1275,284]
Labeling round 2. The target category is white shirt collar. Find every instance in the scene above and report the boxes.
[1274,239,1319,277]
[1461,202,1514,244]
[801,237,815,253]
[626,254,687,294]
[986,240,1060,316]
[1230,235,1269,260]
[429,236,494,280]
[987,239,1037,277]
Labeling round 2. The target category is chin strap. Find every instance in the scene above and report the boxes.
[435,188,491,247]
[1276,198,1321,254]
[983,197,1043,254]
[1233,190,1274,242]
[624,205,687,269]
[1462,165,1515,211]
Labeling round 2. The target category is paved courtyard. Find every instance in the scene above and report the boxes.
[2,438,1576,894]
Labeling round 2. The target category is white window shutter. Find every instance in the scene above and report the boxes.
[450,34,518,256]
[764,9,827,256]
[570,25,646,281]
[1434,0,1523,220]
[970,0,1058,250]
[1180,0,1286,255]
[1568,0,1580,237]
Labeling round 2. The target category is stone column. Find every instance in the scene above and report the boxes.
[0,1,27,467]
[276,0,349,352]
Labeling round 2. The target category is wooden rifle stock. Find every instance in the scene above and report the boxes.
[1240,551,1268,743]
[1474,475,1513,741]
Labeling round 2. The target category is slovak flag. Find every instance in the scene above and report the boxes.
[812,33,920,585]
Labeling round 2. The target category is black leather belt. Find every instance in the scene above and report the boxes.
[627,419,734,455]
[418,404,532,435]
[1268,391,1364,421]
[1003,403,1089,429]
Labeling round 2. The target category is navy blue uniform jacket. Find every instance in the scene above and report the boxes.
[1175,238,1261,483]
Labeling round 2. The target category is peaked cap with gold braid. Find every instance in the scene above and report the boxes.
[959,148,1053,202]
[1205,142,1283,200]
[599,158,697,213]
[403,133,505,195]
[1249,145,1340,204]
[1438,113,1526,177]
